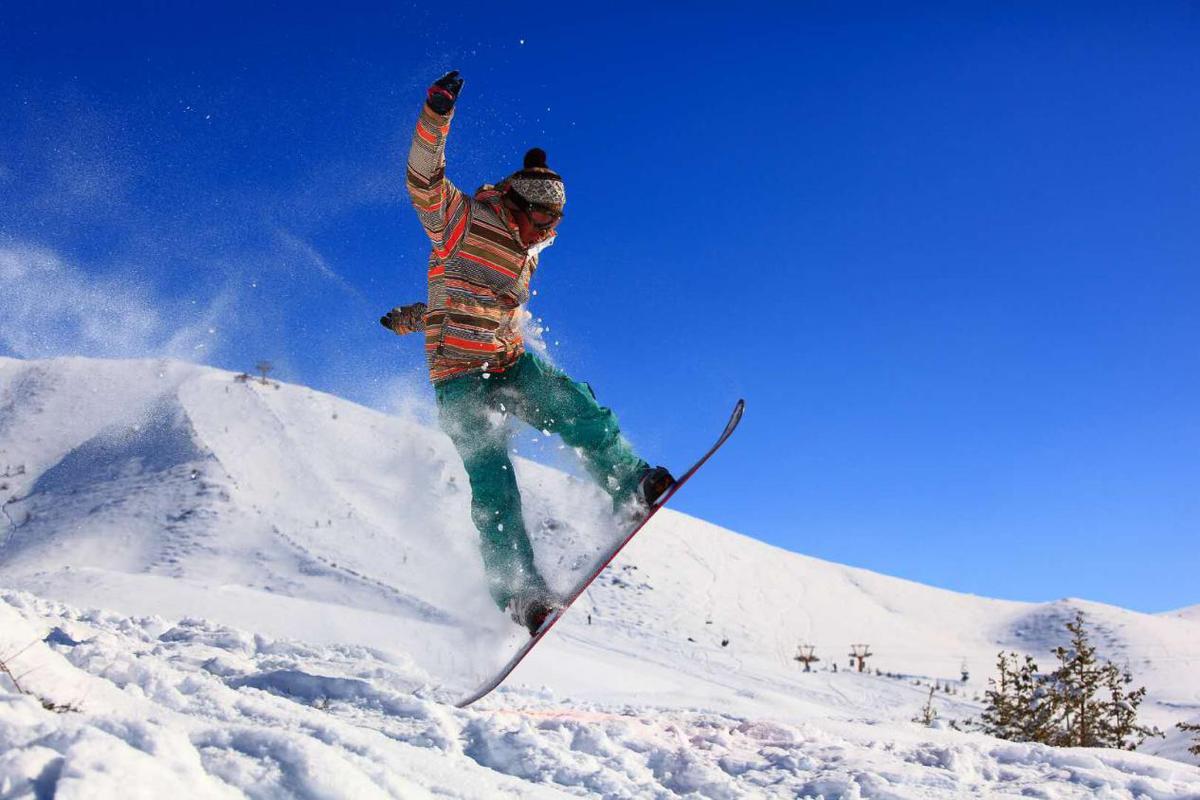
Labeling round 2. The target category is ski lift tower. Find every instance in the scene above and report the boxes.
[848,644,873,672]
[794,645,820,672]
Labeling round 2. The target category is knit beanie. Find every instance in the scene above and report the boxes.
[506,148,566,211]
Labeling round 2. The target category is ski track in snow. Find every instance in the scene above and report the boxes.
[1,356,1200,798]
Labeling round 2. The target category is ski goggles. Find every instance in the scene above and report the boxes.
[527,206,563,230]
[505,188,563,230]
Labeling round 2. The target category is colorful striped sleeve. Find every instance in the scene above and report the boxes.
[406,103,467,247]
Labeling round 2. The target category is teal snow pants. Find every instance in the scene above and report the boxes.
[435,352,648,610]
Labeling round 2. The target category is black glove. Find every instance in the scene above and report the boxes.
[426,70,464,115]
[380,302,427,335]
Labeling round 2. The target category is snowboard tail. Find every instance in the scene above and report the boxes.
[455,398,745,708]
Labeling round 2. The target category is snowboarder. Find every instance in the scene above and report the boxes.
[382,71,673,635]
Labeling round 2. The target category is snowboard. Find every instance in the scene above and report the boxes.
[454,398,745,708]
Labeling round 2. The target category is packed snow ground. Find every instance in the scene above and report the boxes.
[1,356,1199,798]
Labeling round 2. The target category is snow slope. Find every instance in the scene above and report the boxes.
[1165,604,1200,623]
[2,356,1199,798]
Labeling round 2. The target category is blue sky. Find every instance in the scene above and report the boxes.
[2,2,1197,612]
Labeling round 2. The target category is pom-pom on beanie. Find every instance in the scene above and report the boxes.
[506,148,566,211]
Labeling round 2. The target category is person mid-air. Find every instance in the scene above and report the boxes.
[382,71,673,635]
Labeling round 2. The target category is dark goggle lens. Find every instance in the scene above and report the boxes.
[529,208,562,228]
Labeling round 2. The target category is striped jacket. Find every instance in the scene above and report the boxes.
[406,103,554,384]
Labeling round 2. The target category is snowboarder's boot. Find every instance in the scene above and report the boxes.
[636,465,675,509]
[507,591,561,636]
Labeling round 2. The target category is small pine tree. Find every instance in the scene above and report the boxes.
[1012,654,1059,745]
[914,685,938,726]
[981,651,1020,741]
[1177,721,1200,759]
[1099,665,1162,750]
[982,652,1058,744]
[1050,611,1110,747]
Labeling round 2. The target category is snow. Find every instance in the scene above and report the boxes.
[2,355,1199,798]
[1163,604,1200,622]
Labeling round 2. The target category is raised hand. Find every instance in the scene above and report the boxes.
[426,70,464,115]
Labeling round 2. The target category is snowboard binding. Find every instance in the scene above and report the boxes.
[636,465,676,509]
[507,592,562,636]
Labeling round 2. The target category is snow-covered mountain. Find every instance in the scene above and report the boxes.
[1165,604,1200,623]
[2,355,1198,798]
